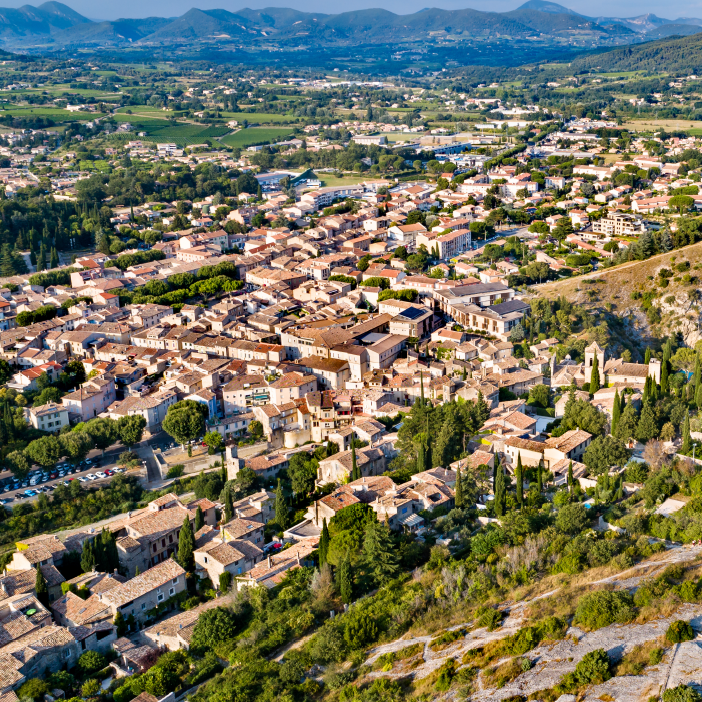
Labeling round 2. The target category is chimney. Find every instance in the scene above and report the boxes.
[267,555,272,569]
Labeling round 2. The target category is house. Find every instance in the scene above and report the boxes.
[62,377,116,422]
[25,402,70,432]
[317,446,386,485]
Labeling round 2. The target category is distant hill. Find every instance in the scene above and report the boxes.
[571,32,702,73]
[645,23,702,39]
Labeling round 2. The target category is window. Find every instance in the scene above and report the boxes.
[172,578,179,585]
[204,557,208,564]
[153,544,157,552]
[169,535,173,543]
[141,603,146,610]
[169,588,175,596]
[157,593,164,602]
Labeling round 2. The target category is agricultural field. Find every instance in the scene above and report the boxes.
[0,106,105,121]
[219,127,294,148]
[219,111,295,124]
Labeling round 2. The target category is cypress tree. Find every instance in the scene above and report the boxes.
[661,359,670,395]
[424,418,432,471]
[696,382,702,411]
[177,516,195,571]
[589,353,600,394]
[611,389,621,436]
[194,505,204,532]
[49,247,58,269]
[454,464,464,508]
[351,444,360,481]
[694,352,702,393]
[537,461,543,493]
[417,440,425,474]
[645,347,651,364]
[567,460,574,492]
[319,518,330,566]
[80,540,95,573]
[420,371,425,406]
[35,567,49,607]
[224,488,233,522]
[274,479,288,529]
[338,554,352,604]
[101,528,119,573]
[515,452,523,508]
[494,465,506,518]
[682,410,692,455]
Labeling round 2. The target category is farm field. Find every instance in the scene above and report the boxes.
[220,111,294,123]
[219,127,294,148]
[0,106,105,121]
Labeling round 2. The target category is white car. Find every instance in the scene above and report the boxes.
[77,476,87,483]
[95,472,107,479]
[86,474,97,481]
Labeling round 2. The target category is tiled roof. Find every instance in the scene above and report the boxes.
[101,560,185,609]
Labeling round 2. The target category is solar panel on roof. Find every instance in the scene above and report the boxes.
[400,307,425,320]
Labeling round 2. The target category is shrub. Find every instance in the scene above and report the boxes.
[17,680,50,702]
[573,590,636,630]
[167,464,185,478]
[477,607,503,631]
[557,649,611,693]
[555,503,590,535]
[344,610,378,649]
[78,651,107,676]
[666,620,695,644]
[664,685,702,702]
[81,680,101,697]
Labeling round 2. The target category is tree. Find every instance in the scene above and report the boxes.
[589,353,600,393]
[319,518,330,566]
[25,435,61,467]
[561,398,608,436]
[274,478,288,529]
[455,464,464,508]
[288,453,317,496]
[218,571,232,593]
[494,464,506,517]
[35,567,49,607]
[80,539,95,573]
[17,679,50,702]
[81,679,101,697]
[6,450,29,479]
[615,403,639,442]
[527,384,550,409]
[515,453,524,508]
[682,410,692,455]
[583,435,630,475]
[556,503,590,534]
[203,431,223,455]
[636,403,659,442]
[114,611,127,637]
[338,554,352,603]
[77,651,107,676]
[194,505,204,532]
[567,460,574,492]
[60,431,92,466]
[84,417,118,455]
[248,420,264,440]
[350,443,362,481]
[177,516,195,571]
[190,606,239,653]
[663,686,702,702]
[224,488,233,522]
[162,403,206,447]
[362,520,400,586]
[117,415,146,448]
[611,389,621,436]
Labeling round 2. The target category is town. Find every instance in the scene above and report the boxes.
[0,31,701,702]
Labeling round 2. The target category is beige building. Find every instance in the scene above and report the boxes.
[26,402,70,432]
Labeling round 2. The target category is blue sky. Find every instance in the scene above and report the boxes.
[24,0,702,23]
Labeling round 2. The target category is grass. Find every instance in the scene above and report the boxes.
[624,119,702,132]
[219,127,294,148]
[613,637,667,676]
[0,107,105,122]
[318,174,369,187]
[220,111,294,123]
[481,657,526,689]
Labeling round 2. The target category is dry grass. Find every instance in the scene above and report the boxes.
[623,119,702,131]
[481,657,525,689]
[613,636,668,676]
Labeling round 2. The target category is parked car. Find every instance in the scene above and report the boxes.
[95,472,106,479]
[77,476,87,483]
[86,474,97,481]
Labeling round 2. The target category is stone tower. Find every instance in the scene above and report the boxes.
[584,342,606,385]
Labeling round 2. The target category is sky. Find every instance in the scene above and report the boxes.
[15,0,702,22]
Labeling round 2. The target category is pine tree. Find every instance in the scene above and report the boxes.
[611,389,621,436]
[194,505,204,532]
[515,452,523,508]
[274,479,288,529]
[589,353,600,394]
[682,410,692,455]
[454,463,464,508]
[224,488,233,522]
[49,247,58,269]
[35,567,49,607]
[0,244,15,278]
[319,518,330,566]
[338,554,352,604]
[80,539,95,573]
[362,521,400,586]
[494,464,506,518]
[567,460,573,492]
[351,444,360,481]
[177,516,195,571]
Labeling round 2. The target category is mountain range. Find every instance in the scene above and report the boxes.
[2,1,702,50]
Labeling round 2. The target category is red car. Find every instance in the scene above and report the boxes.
[104,470,114,476]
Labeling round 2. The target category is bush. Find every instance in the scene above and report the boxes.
[167,464,185,478]
[218,571,232,592]
[17,679,50,702]
[476,607,503,631]
[555,503,590,535]
[344,610,378,649]
[664,685,702,702]
[78,651,107,676]
[81,679,101,697]
[667,620,695,644]
[573,590,636,630]
[558,649,611,692]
